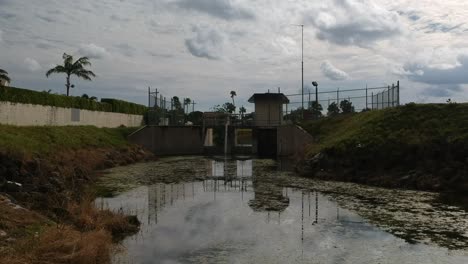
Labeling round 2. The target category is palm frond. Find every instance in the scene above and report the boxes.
[74,69,96,81]
[0,73,10,82]
[46,65,67,77]
[0,69,8,75]
[74,57,92,67]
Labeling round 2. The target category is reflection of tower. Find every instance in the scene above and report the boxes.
[312,191,318,225]
[148,185,158,225]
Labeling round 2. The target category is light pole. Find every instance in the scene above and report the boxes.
[300,25,304,118]
[312,81,318,105]
[292,24,304,118]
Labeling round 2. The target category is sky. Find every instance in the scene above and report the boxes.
[1,0,467,111]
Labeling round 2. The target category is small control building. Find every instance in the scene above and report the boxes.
[248,93,289,127]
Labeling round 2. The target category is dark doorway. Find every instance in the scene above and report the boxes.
[257,129,277,157]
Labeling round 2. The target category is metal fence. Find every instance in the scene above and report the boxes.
[147,87,198,126]
[283,81,400,116]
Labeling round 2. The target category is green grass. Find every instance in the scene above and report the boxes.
[0,125,138,155]
[302,103,468,159]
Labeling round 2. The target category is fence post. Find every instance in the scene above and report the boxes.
[397,80,400,106]
[336,88,340,105]
[387,85,390,108]
[381,92,384,109]
[148,87,151,108]
[371,92,374,110]
[392,84,395,107]
[365,84,368,110]
[376,92,379,110]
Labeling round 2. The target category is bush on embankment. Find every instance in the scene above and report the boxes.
[0,125,152,263]
[300,103,468,192]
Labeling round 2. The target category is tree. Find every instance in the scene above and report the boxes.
[212,102,236,114]
[340,99,355,114]
[230,91,237,106]
[184,98,191,113]
[239,106,246,118]
[0,68,10,84]
[327,102,340,116]
[309,101,323,119]
[172,96,182,111]
[46,53,96,96]
[82,94,89,99]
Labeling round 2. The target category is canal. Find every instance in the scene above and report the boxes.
[96,157,468,264]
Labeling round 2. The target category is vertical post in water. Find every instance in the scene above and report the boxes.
[224,116,229,155]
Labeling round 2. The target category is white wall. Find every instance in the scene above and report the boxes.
[0,101,143,127]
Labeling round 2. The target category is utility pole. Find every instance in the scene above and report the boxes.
[301,24,304,119]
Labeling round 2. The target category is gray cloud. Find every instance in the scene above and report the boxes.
[174,0,254,21]
[110,14,130,22]
[423,85,462,97]
[185,26,224,60]
[114,43,136,57]
[424,22,465,33]
[0,29,3,42]
[320,61,349,81]
[404,55,468,85]
[78,43,109,59]
[24,58,41,72]
[306,0,403,47]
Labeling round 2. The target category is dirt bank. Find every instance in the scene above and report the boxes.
[0,142,154,263]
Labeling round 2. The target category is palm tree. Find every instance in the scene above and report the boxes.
[239,106,246,118]
[0,69,10,84]
[184,98,191,113]
[230,91,237,105]
[46,53,96,96]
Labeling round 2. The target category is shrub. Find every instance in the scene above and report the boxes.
[0,86,147,115]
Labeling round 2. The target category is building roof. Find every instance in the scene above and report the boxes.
[248,93,290,104]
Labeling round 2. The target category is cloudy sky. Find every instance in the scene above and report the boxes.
[1,0,467,111]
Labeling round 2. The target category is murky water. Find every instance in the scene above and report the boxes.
[97,157,468,264]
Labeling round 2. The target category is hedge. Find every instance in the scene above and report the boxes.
[101,98,147,115]
[0,86,147,115]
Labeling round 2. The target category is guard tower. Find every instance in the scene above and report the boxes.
[248,93,289,127]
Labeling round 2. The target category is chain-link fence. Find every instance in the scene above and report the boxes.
[147,87,199,126]
[283,81,400,120]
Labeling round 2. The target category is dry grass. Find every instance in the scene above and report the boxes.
[0,226,112,264]
[0,196,139,264]
[68,198,139,236]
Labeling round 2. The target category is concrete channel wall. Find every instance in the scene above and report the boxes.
[128,126,204,155]
[0,101,144,127]
[277,125,314,157]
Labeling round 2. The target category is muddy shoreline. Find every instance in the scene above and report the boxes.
[0,145,154,263]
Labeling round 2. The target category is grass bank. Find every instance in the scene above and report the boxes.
[300,103,468,192]
[0,125,152,263]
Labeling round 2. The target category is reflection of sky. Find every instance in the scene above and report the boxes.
[237,160,252,177]
[99,183,468,264]
[210,160,225,177]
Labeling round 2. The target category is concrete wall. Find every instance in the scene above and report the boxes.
[254,100,283,126]
[128,126,204,155]
[0,101,143,127]
[277,125,314,157]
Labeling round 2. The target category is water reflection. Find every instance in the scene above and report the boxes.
[97,158,468,264]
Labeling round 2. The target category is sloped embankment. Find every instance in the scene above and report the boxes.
[0,125,153,263]
[299,103,468,192]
